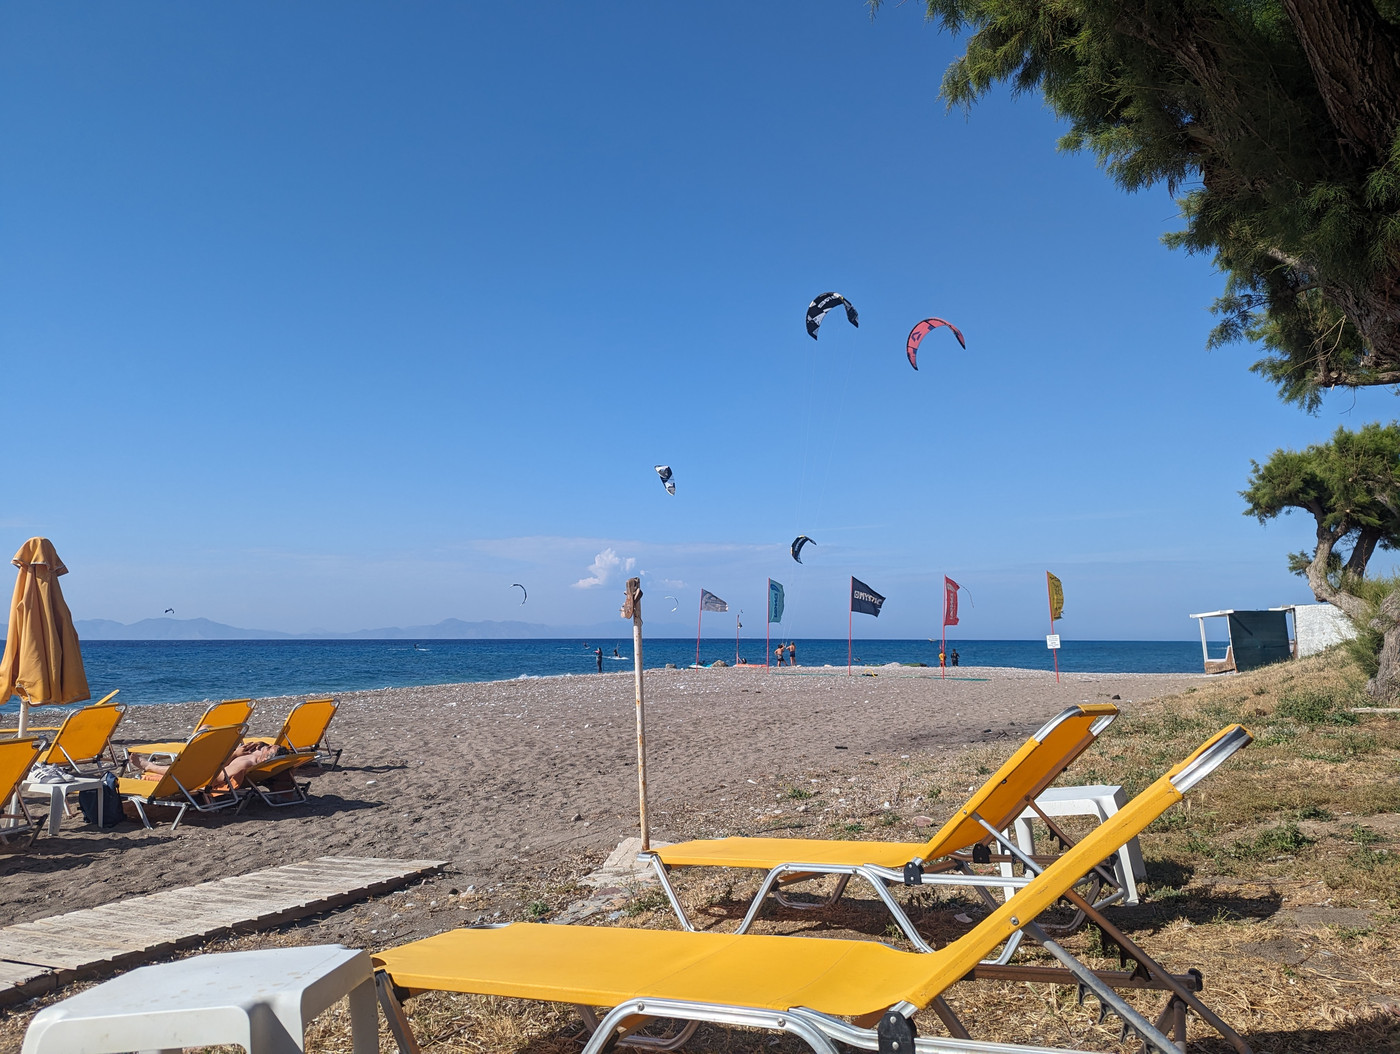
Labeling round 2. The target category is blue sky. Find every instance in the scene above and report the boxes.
[4,1,1394,640]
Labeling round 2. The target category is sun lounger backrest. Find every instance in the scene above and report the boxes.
[38,699,125,767]
[920,702,1119,857]
[277,697,336,753]
[196,699,253,732]
[0,736,44,800]
[140,725,245,800]
[902,723,1251,1008]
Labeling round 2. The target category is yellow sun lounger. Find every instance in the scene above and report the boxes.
[126,698,255,763]
[246,696,341,770]
[374,726,1253,1054]
[643,703,1120,955]
[33,693,125,775]
[0,736,46,849]
[117,724,248,831]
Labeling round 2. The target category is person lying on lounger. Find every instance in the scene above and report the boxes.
[131,741,285,789]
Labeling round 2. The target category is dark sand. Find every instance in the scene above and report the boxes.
[0,664,1202,929]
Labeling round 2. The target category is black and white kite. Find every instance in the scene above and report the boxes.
[665,595,679,611]
[805,292,858,340]
[654,465,675,495]
[790,535,815,563]
[512,583,527,605]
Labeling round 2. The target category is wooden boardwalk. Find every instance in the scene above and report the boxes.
[0,856,445,1006]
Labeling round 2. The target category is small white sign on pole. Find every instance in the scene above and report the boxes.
[1046,634,1061,650]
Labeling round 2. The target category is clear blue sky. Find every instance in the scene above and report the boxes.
[4,2,1393,640]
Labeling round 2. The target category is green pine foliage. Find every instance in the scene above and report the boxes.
[878,0,1400,410]
[1241,421,1400,580]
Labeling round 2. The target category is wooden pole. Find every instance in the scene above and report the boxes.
[1046,574,1060,683]
[848,578,853,675]
[623,577,648,850]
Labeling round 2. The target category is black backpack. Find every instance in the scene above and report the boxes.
[78,772,123,828]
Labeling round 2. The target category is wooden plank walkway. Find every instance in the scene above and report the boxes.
[0,856,445,1006]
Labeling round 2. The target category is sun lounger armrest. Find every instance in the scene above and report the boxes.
[1171,725,1252,794]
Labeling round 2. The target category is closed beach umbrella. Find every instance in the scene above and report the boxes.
[0,538,90,736]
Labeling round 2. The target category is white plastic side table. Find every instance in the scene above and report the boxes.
[1013,784,1146,906]
[21,944,377,1054]
[20,776,102,835]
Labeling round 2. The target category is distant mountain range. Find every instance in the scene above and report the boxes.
[74,616,697,641]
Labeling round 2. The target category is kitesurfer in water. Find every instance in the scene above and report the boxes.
[950,648,960,667]
[595,647,603,672]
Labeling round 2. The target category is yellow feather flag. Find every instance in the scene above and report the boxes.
[1046,571,1064,622]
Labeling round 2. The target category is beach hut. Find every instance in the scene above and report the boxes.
[1188,608,1293,674]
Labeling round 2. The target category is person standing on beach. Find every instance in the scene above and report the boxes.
[775,644,785,666]
[786,641,796,666]
[950,648,960,667]
[595,647,603,672]
[938,650,946,667]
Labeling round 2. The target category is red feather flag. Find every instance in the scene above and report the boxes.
[943,576,961,627]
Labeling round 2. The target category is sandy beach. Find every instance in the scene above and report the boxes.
[0,664,1202,932]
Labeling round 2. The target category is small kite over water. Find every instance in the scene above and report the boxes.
[512,583,527,605]
[654,465,675,495]
[806,292,858,340]
[790,535,815,563]
[665,595,679,611]
[905,317,966,370]
[164,608,174,614]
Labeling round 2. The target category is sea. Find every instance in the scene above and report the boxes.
[0,638,1218,713]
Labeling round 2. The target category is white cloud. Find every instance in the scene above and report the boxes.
[573,547,636,589]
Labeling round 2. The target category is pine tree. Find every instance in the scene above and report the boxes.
[880,0,1400,410]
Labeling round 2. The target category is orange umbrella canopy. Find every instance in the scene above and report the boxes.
[0,538,90,722]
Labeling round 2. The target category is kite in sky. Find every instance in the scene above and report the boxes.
[665,595,679,611]
[654,465,675,495]
[805,292,858,340]
[905,317,966,370]
[512,583,527,605]
[790,535,815,563]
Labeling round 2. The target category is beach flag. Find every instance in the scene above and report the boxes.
[1046,572,1064,621]
[768,579,785,623]
[850,577,885,617]
[943,576,961,627]
[700,589,728,613]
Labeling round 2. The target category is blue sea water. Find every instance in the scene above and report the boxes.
[0,638,1212,712]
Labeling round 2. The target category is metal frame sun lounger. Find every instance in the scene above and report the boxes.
[239,750,317,808]
[126,698,255,764]
[0,736,47,849]
[246,696,342,770]
[643,703,1121,958]
[32,692,125,776]
[373,725,1253,1054]
[116,724,248,831]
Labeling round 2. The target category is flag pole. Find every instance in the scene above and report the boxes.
[623,578,649,850]
[941,620,946,680]
[735,611,740,666]
[766,579,771,670]
[696,589,703,668]
[847,577,853,675]
[1046,574,1060,683]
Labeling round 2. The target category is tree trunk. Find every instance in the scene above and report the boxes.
[1370,589,1400,701]
[1279,0,1400,161]
[1306,523,1371,621]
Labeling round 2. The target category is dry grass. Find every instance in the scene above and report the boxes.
[2,650,1397,1053]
